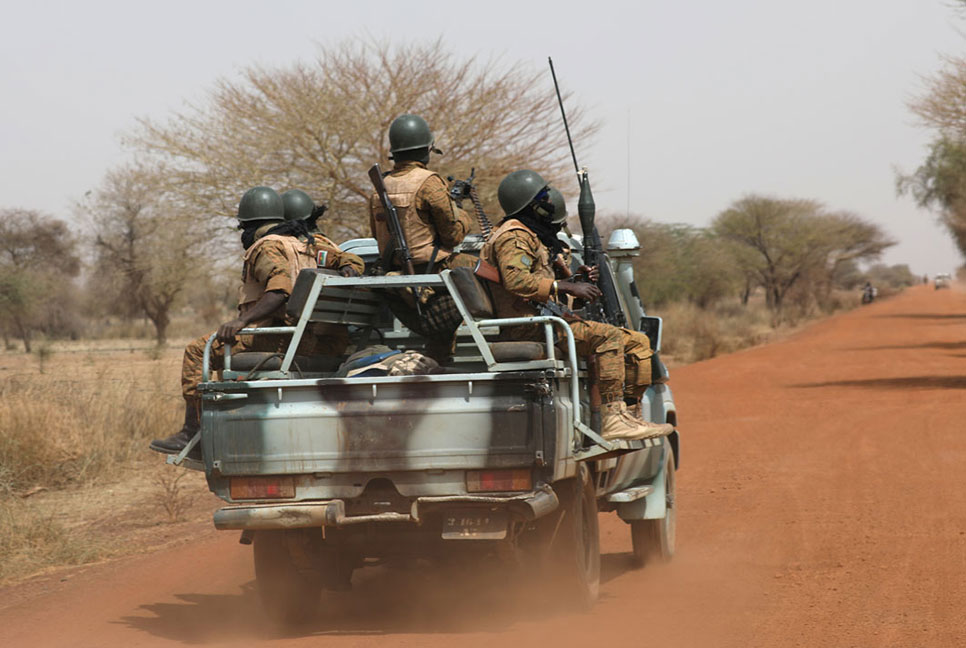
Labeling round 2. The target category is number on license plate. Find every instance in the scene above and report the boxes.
[441,509,508,540]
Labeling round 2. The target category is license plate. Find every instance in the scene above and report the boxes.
[441,509,508,540]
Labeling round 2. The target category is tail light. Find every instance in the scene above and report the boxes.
[230,476,295,500]
[466,469,532,493]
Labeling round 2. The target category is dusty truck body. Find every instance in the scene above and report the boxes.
[170,229,680,623]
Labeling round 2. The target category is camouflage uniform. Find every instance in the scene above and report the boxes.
[481,218,654,403]
[181,229,363,398]
[368,160,474,268]
[368,160,476,360]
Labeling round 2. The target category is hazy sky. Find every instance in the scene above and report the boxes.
[2,0,964,274]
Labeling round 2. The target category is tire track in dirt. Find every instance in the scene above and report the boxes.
[1,285,965,647]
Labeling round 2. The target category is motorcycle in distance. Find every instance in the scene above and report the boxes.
[861,282,877,304]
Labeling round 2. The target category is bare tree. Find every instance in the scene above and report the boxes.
[79,164,210,346]
[0,209,81,352]
[126,38,597,243]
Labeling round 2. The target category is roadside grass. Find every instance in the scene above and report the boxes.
[0,340,212,584]
[658,290,863,364]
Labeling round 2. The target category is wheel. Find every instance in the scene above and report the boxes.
[550,464,601,608]
[253,529,323,626]
[631,444,676,567]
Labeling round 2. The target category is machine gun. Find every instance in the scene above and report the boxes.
[447,168,494,240]
[549,57,626,328]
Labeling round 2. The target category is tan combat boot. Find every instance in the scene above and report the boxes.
[601,401,674,441]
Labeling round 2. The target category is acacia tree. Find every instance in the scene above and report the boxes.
[898,41,966,259]
[126,39,597,243]
[80,164,211,346]
[0,209,81,351]
[712,196,893,316]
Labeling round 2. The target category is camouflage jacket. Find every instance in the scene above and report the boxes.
[368,161,472,266]
[481,219,563,320]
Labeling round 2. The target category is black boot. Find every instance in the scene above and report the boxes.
[150,399,201,459]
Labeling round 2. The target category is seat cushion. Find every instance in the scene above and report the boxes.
[449,267,494,318]
[230,352,342,374]
[489,341,546,362]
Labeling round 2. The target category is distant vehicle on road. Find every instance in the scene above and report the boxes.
[935,273,952,290]
[861,282,877,304]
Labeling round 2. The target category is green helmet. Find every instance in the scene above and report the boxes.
[281,189,315,221]
[389,114,434,154]
[548,187,568,224]
[498,169,549,217]
[237,186,284,223]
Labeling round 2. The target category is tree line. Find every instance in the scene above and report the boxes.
[0,39,901,350]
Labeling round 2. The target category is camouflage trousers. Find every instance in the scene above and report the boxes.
[382,253,478,363]
[513,319,653,403]
[181,325,347,400]
[570,321,654,403]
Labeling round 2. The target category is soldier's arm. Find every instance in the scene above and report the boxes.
[314,235,364,275]
[218,241,293,342]
[417,175,472,248]
[493,234,553,302]
[250,240,297,296]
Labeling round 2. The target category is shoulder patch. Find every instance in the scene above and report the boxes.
[520,254,532,268]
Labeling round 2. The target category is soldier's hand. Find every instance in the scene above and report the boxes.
[339,265,360,278]
[217,318,247,343]
[559,280,601,302]
[578,265,600,283]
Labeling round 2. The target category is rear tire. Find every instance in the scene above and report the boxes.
[253,529,323,626]
[631,445,676,566]
[551,464,601,608]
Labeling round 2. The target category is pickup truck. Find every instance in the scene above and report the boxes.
[168,228,680,624]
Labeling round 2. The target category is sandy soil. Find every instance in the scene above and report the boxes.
[1,284,964,647]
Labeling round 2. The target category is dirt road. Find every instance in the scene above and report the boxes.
[2,285,965,647]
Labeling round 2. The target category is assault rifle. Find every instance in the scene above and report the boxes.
[549,57,626,328]
[447,168,493,240]
[367,163,422,315]
[368,163,416,275]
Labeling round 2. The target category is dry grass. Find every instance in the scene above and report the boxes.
[659,299,775,364]
[0,339,215,584]
[657,289,866,365]
[0,348,181,494]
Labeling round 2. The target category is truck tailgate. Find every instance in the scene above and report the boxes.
[203,374,545,475]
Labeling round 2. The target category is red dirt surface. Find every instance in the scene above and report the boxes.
[2,284,965,647]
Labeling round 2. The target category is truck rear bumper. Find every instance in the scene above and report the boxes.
[213,485,559,531]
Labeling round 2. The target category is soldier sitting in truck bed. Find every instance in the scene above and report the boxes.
[149,186,363,457]
[368,114,477,362]
[481,170,674,441]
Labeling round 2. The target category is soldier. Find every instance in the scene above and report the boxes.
[368,114,474,271]
[282,188,363,355]
[282,188,326,238]
[481,170,674,441]
[282,189,362,278]
[149,186,363,457]
[367,114,475,361]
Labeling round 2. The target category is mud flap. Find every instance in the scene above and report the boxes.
[617,442,670,521]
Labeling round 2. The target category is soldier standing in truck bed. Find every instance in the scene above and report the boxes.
[367,114,476,361]
[149,186,363,457]
[481,170,674,441]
